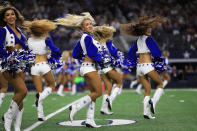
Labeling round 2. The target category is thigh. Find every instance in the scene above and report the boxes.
[3,72,26,93]
[101,74,112,92]
[162,72,170,81]
[18,71,26,81]
[43,71,55,88]
[84,71,102,93]
[107,69,122,85]
[0,72,8,91]
[147,70,163,85]
[32,75,43,92]
[138,75,151,90]
[57,74,64,84]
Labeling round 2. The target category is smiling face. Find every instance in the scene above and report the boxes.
[4,9,16,26]
[81,19,93,34]
[145,27,152,36]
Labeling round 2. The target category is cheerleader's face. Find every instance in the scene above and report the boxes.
[4,9,16,26]
[145,27,152,36]
[81,19,93,34]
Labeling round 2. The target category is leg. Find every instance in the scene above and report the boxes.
[161,72,171,88]
[69,71,102,122]
[138,75,155,119]
[84,71,102,101]
[57,74,65,96]
[0,72,8,107]
[100,74,113,115]
[3,72,27,131]
[106,70,122,110]
[71,73,77,95]
[147,70,164,114]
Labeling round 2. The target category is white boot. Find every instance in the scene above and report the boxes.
[0,93,6,107]
[69,95,91,122]
[163,80,168,88]
[100,94,113,115]
[71,84,76,95]
[143,96,155,119]
[150,88,164,114]
[136,84,142,94]
[57,84,65,96]
[85,102,101,128]
[118,85,123,95]
[39,87,52,101]
[107,87,120,110]
[130,80,138,89]
[3,100,19,131]
[14,108,24,131]
[37,101,45,121]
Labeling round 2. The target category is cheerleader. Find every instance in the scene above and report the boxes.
[121,16,167,119]
[25,19,62,121]
[56,12,110,128]
[161,50,171,88]
[56,50,70,96]
[0,2,28,131]
[92,25,123,115]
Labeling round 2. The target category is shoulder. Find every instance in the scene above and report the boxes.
[0,27,6,34]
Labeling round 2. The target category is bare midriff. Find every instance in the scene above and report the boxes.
[84,55,94,63]
[35,54,48,63]
[138,53,152,64]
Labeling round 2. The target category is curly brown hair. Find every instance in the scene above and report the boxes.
[0,1,24,27]
[120,16,167,36]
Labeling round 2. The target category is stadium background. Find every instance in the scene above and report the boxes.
[0,0,197,131]
[5,0,197,89]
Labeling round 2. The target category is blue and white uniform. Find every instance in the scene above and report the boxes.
[0,25,29,73]
[28,37,61,76]
[127,35,163,76]
[97,40,118,74]
[72,32,104,76]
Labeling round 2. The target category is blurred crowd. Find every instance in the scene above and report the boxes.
[9,0,197,59]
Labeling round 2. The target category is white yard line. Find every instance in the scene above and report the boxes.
[23,100,77,131]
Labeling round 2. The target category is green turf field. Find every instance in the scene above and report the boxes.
[0,89,197,131]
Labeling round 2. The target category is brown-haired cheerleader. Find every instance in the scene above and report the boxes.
[92,25,123,115]
[56,12,109,128]
[0,1,28,131]
[121,16,167,119]
[25,19,62,121]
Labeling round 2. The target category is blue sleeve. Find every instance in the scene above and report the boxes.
[72,41,84,60]
[127,41,138,62]
[106,40,118,59]
[84,36,102,62]
[45,37,62,59]
[0,28,8,57]
[45,37,60,52]
[146,37,161,57]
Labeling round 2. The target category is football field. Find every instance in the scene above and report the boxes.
[0,89,197,131]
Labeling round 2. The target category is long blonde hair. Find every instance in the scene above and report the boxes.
[120,16,167,36]
[24,19,57,37]
[92,25,116,43]
[55,12,95,29]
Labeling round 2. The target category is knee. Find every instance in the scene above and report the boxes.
[144,87,151,94]
[96,90,102,98]
[20,87,28,97]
